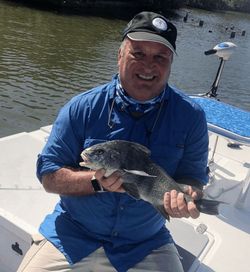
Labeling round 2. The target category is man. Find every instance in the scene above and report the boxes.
[18,11,208,272]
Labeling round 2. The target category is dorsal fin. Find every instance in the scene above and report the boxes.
[111,140,151,156]
[133,142,151,156]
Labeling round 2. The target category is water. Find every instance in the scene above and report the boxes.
[0,1,250,137]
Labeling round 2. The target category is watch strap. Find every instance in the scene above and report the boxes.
[91,178,104,192]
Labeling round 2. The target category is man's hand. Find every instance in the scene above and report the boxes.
[95,169,125,193]
[163,186,202,219]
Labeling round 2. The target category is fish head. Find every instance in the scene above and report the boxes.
[80,141,125,172]
[79,140,151,174]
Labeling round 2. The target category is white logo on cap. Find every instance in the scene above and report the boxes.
[152,18,168,31]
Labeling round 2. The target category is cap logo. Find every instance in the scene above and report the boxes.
[152,18,168,31]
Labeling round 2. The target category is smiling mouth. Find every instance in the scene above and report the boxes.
[137,74,156,81]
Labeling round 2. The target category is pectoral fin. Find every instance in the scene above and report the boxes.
[123,169,156,178]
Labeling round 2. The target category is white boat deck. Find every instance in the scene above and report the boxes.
[169,133,250,272]
[0,125,250,272]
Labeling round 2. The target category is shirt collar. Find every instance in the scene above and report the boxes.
[114,75,168,115]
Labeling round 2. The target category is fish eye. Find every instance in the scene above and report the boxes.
[95,149,104,155]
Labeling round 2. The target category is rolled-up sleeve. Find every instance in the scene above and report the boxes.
[36,97,87,182]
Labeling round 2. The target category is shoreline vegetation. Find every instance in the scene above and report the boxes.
[3,0,250,18]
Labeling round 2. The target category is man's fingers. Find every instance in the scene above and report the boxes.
[164,190,200,219]
[170,190,179,214]
[164,191,185,218]
[96,170,124,192]
[187,201,200,219]
[94,168,106,180]
[177,193,189,217]
[182,185,203,200]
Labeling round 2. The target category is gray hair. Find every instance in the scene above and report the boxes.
[119,38,128,56]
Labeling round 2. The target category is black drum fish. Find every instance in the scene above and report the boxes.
[80,140,221,220]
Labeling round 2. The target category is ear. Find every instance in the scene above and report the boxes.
[118,48,122,65]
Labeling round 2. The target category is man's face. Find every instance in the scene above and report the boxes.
[118,38,173,101]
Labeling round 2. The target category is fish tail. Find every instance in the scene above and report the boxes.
[195,199,222,215]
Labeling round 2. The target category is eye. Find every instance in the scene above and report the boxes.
[95,149,104,155]
[154,55,167,63]
[131,51,145,60]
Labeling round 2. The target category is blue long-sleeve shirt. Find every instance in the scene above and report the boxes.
[37,74,208,272]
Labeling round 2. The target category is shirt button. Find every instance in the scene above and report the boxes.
[112,231,119,237]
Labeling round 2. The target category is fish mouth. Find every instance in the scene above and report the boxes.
[79,153,90,166]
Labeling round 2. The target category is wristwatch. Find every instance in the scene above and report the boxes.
[91,178,105,192]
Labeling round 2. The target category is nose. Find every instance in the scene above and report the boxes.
[142,56,156,70]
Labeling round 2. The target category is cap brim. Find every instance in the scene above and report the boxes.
[127,32,176,54]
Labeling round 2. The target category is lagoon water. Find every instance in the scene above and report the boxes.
[0,1,250,137]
